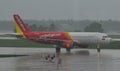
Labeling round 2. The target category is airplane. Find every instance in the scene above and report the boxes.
[0,14,119,53]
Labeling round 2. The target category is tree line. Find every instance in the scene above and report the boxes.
[25,22,104,32]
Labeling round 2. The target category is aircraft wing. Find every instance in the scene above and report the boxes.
[0,33,23,39]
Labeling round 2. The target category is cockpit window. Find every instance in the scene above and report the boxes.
[103,36,108,38]
[102,36,108,40]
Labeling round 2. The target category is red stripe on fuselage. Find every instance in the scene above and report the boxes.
[24,32,72,43]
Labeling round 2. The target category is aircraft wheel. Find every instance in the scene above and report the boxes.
[97,47,100,53]
[56,47,61,53]
[97,44,100,53]
[66,48,71,53]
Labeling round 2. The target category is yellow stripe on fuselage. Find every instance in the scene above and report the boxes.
[14,21,26,38]
[66,32,73,41]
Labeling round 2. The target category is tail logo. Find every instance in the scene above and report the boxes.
[15,15,26,31]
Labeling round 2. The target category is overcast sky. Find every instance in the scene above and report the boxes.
[0,0,120,20]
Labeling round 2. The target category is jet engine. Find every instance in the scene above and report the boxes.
[63,41,73,48]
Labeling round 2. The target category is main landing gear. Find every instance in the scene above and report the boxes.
[56,47,61,53]
[55,46,71,53]
[66,48,71,53]
[55,41,72,53]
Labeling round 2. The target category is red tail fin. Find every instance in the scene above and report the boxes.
[13,14,31,33]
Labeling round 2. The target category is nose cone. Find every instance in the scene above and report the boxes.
[100,37,112,44]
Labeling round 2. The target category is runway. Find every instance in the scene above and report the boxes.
[0,47,120,71]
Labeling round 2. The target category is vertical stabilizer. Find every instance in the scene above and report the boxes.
[13,14,31,34]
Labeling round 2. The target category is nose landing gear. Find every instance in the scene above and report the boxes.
[96,44,101,57]
[97,44,101,53]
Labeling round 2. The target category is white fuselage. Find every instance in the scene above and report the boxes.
[69,32,112,44]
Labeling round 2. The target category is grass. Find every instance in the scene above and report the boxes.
[0,39,53,48]
[0,39,120,49]
[89,41,120,49]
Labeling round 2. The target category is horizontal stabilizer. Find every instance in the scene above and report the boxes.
[0,33,23,39]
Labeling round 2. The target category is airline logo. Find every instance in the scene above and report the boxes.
[38,33,61,39]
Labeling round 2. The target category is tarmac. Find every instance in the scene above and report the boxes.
[12,48,120,71]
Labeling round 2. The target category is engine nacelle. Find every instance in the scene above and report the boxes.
[63,41,73,48]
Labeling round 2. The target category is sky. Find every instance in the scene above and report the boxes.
[0,0,120,20]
